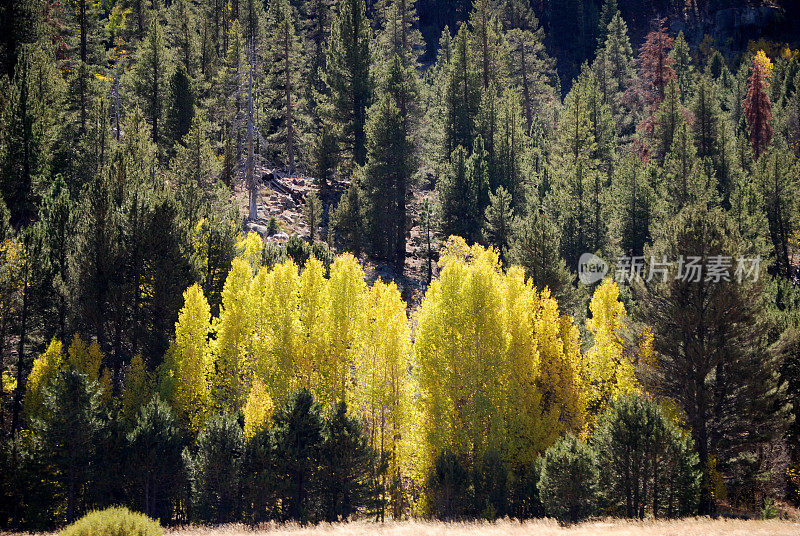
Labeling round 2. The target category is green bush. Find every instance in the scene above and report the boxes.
[592,394,700,518]
[60,507,162,536]
[428,450,470,520]
[538,434,598,523]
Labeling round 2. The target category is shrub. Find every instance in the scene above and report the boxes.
[126,395,184,522]
[428,450,470,520]
[473,449,508,519]
[184,414,244,523]
[538,434,598,523]
[592,394,700,518]
[60,506,162,536]
[272,388,323,522]
[318,401,382,522]
[267,217,280,236]
[509,457,544,518]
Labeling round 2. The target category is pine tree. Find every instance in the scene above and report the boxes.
[361,56,415,269]
[131,19,171,152]
[0,43,64,225]
[744,51,774,160]
[318,401,381,521]
[755,149,798,278]
[185,413,245,523]
[303,191,323,242]
[653,79,684,165]
[595,0,618,48]
[593,394,700,518]
[375,0,424,68]
[127,395,183,521]
[660,121,717,218]
[506,23,555,133]
[32,369,106,524]
[36,177,73,343]
[171,109,221,223]
[331,182,365,255]
[597,12,636,134]
[323,0,373,168]
[670,31,693,102]
[167,0,198,76]
[164,63,195,151]
[414,198,436,285]
[442,24,480,161]
[509,207,575,306]
[301,0,333,115]
[483,186,515,261]
[273,388,323,522]
[469,0,508,91]
[610,154,654,257]
[492,88,528,202]
[214,20,245,185]
[438,139,489,244]
[691,74,721,165]
[637,18,675,115]
[265,0,304,173]
[538,434,597,523]
[638,204,789,514]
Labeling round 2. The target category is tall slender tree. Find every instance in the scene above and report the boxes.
[323,0,373,168]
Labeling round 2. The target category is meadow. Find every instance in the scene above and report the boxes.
[166,518,800,536]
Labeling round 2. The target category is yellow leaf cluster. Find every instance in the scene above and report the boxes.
[582,278,637,424]
[25,335,111,422]
[163,283,213,432]
[754,49,773,86]
[414,237,586,475]
[243,378,274,439]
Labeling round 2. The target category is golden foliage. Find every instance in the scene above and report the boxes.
[414,238,585,475]
[243,378,274,440]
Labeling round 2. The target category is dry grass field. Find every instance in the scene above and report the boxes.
[165,518,800,536]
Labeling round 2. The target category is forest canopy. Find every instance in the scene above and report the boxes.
[0,0,799,530]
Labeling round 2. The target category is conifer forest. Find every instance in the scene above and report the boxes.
[1,0,800,531]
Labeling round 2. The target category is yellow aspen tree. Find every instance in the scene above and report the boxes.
[321,254,368,405]
[27,336,113,419]
[243,378,274,440]
[414,237,587,478]
[297,256,328,393]
[354,279,413,509]
[66,334,104,379]
[414,238,509,472]
[66,335,112,404]
[165,283,212,432]
[24,339,64,421]
[249,259,301,404]
[121,355,152,426]
[529,290,586,451]
[211,257,254,411]
[583,278,637,423]
[237,230,264,272]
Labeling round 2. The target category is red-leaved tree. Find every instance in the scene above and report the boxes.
[744,53,773,160]
[638,18,675,112]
